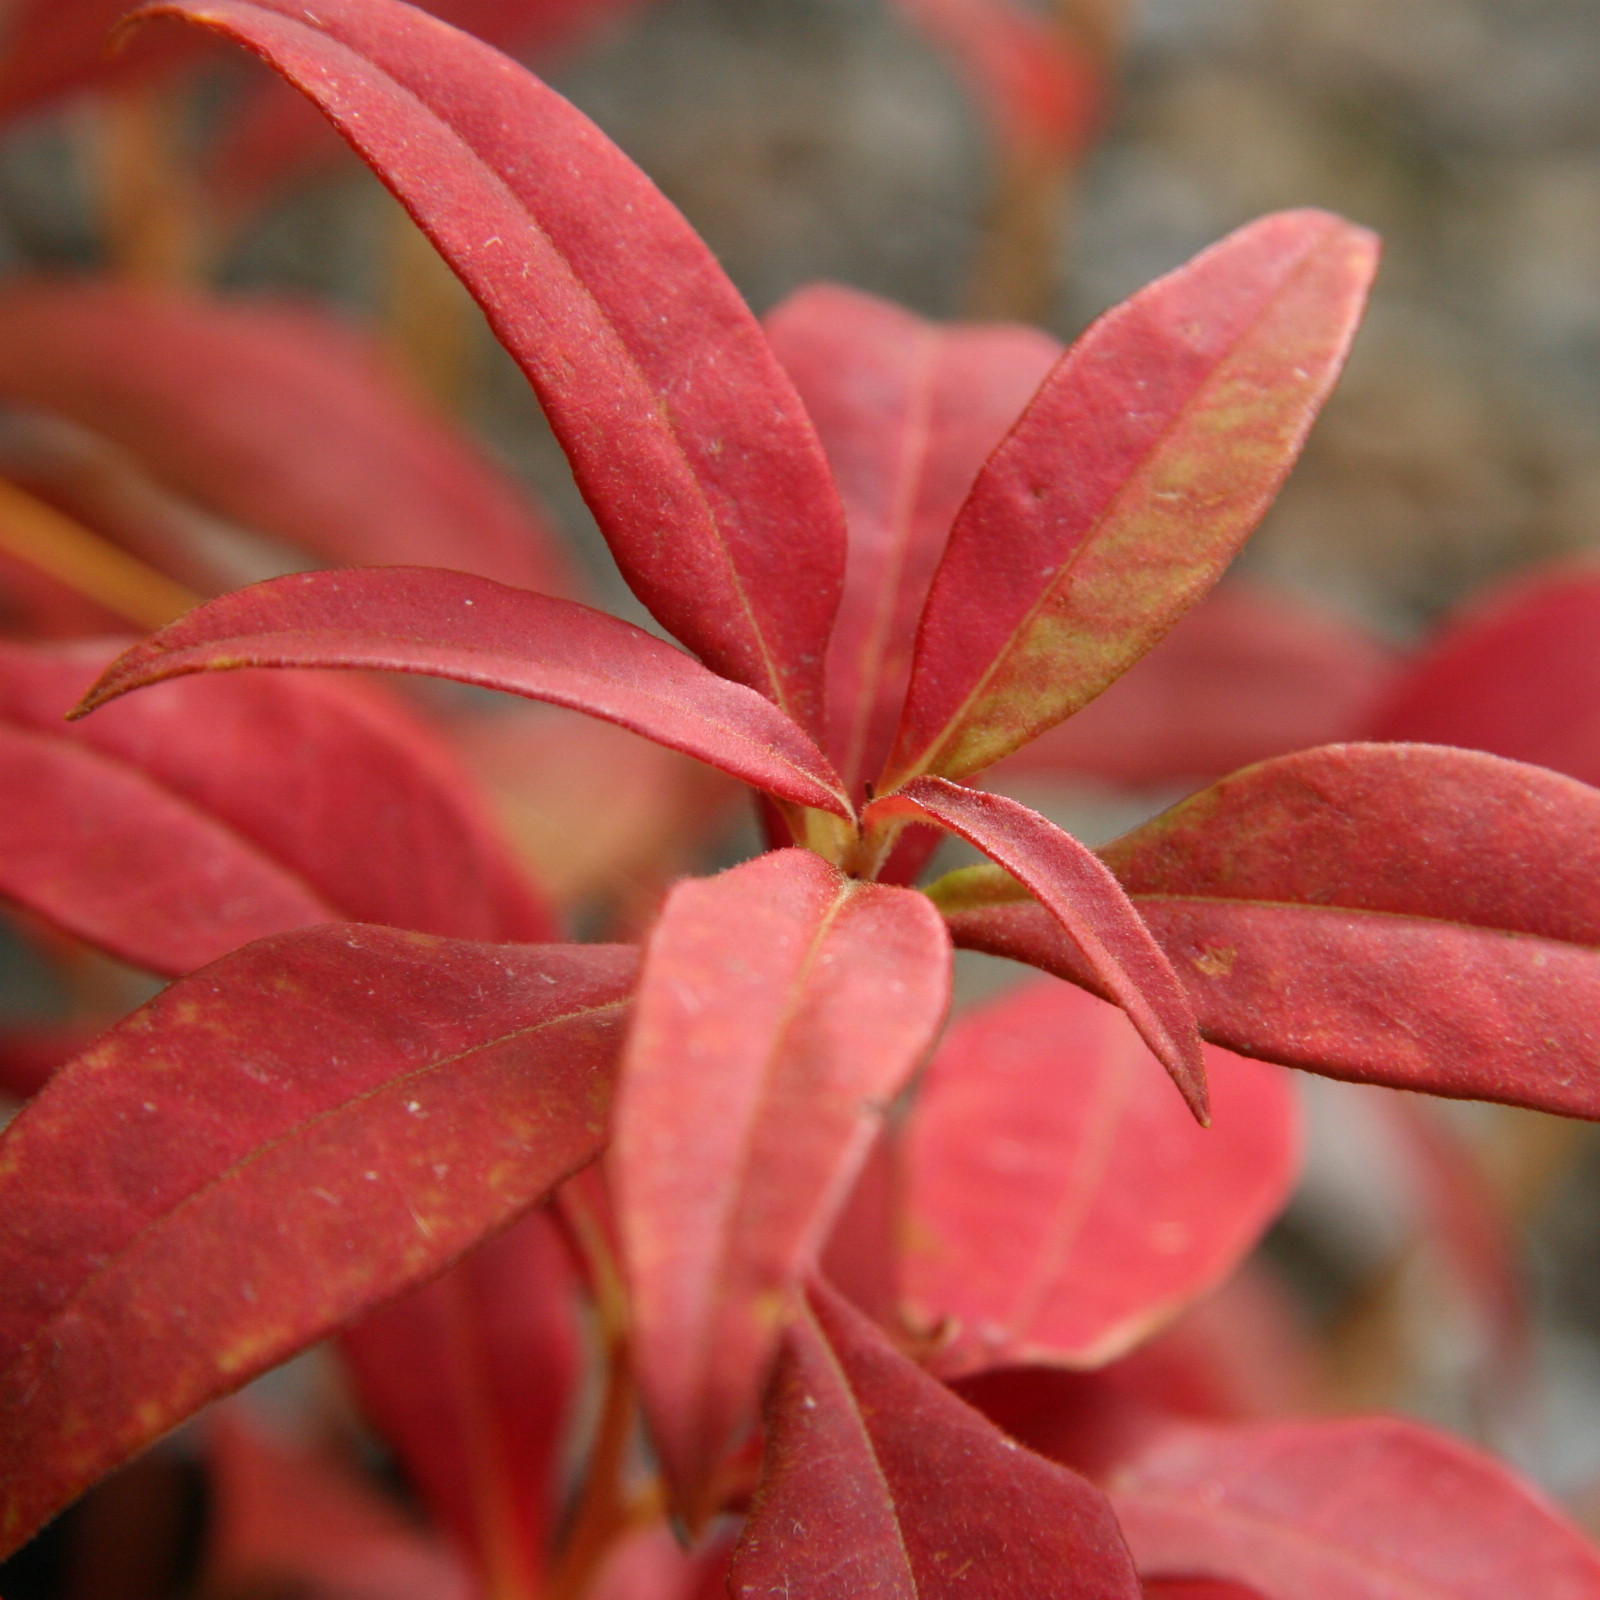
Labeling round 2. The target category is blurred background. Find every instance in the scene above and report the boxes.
[2,0,1600,1593]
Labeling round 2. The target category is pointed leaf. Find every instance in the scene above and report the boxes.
[994,580,1396,789]
[937,744,1600,1119]
[136,0,847,728]
[77,568,852,817]
[1109,1418,1600,1599]
[881,211,1379,789]
[0,924,635,1558]
[3,637,552,974]
[339,1206,584,1594]
[730,1278,1142,1599]
[902,979,1299,1376]
[616,849,950,1516]
[867,775,1207,1118]
[0,283,572,596]
[766,283,1061,794]
[1370,560,1600,786]
[204,1407,473,1600]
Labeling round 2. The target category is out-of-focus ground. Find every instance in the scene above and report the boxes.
[1,0,1599,1552]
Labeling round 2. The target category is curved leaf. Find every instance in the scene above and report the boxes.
[867,775,1207,1118]
[1370,561,1600,786]
[339,1207,583,1596]
[615,849,950,1519]
[76,569,852,817]
[0,924,635,1558]
[731,1278,1142,1600]
[934,744,1600,1118]
[3,636,552,973]
[765,282,1061,794]
[901,979,1299,1376]
[1109,1418,1600,1599]
[994,580,1396,789]
[0,283,572,596]
[881,210,1379,790]
[136,0,847,728]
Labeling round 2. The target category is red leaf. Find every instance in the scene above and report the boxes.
[136,0,848,730]
[76,568,853,817]
[0,924,634,1558]
[993,580,1397,789]
[901,979,1299,1376]
[339,1206,584,1595]
[615,849,950,1518]
[765,282,1061,796]
[3,637,552,973]
[936,744,1600,1118]
[1143,1584,1269,1600]
[890,0,1102,164]
[880,211,1379,790]
[867,775,1207,1119]
[730,1278,1142,1599]
[0,1021,112,1102]
[588,1522,734,1600]
[204,1407,473,1600]
[0,283,572,597]
[1109,1418,1600,1599]
[1370,561,1600,787]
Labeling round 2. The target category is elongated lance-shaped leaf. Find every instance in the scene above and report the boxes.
[0,283,573,597]
[1109,1418,1600,1599]
[76,569,853,818]
[934,743,1600,1119]
[902,979,1299,1377]
[880,210,1379,791]
[731,1278,1142,1599]
[1369,560,1600,786]
[866,775,1207,1119]
[134,0,847,731]
[7,637,553,962]
[615,849,950,1522]
[766,283,1061,796]
[0,924,635,1559]
[339,1207,584,1598]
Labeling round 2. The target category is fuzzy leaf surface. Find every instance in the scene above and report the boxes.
[0,283,571,596]
[1110,1418,1600,1599]
[616,849,950,1516]
[1370,562,1600,786]
[339,1207,583,1596]
[0,925,634,1557]
[3,637,551,972]
[730,1279,1142,1599]
[138,0,847,728]
[883,210,1378,789]
[868,775,1207,1117]
[937,744,1600,1118]
[766,283,1061,794]
[902,979,1299,1376]
[78,568,852,816]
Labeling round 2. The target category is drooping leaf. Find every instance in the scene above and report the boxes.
[993,580,1396,789]
[0,283,573,596]
[1370,560,1600,787]
[901,979,1299,1376]
[730,1278,1142,1599]
[880,211,1379,790]
[615,849,950,1519]
[3,637,552,973]
[866,775,1207,1118]
[75,569,853,817]
[765,282,1061,795]
[935,744,1600,1119]
[1109,1418,1600,1598]
[0,924,634,1558]
[203,1406,474,1600]
[339,1206,584,1596]
[136,0,848,730]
